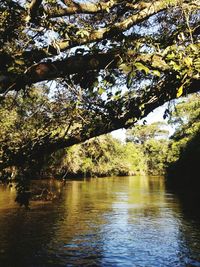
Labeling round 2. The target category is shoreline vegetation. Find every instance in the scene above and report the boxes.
[1,95,199,182]
[28,93,200,185]
[0,94,199,207]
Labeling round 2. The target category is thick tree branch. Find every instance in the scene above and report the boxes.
[46,0,119,17]
[0,52,120,93]
[28,0,43,21]
[1,77,199,170]
[45,0,162,18]
[2,51,172,93]
[22,0,181,63]
[26,52,120,83]
[49,0,175,52]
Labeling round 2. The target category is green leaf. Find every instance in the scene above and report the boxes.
[169,61,181,71]
[139,103,145,110]
[194,58,200,72]
[177,85,183,98]
[184,57,193,67]
[113,94,120,100]
[189,44,198,52]
[134,62,150,74]
[166,52,175,60]
[98,87,105,95]
[152,70,161,77]
[162,46,171,56]
[126,73,132,88]
[15,59,24,65]
[76,29,90,38]
[8,67,15,72]
[119,63,132,74]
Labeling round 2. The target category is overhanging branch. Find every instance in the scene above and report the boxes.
[46,0,174,53]
[3,50,171,92]
[28,0,43,22]
[1,76,199,170]
[22,0,181,63]
[46,0,119,17]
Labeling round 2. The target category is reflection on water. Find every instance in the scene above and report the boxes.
[0,176,200,267]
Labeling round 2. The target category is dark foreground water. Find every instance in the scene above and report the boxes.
[0,176,200,267]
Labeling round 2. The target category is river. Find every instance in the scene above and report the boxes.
[0,176,199,267]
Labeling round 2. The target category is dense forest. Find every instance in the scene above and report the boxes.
[0,92,199,182]
[166,94,200,188]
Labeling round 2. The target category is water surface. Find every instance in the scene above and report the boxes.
[0,176,199,267]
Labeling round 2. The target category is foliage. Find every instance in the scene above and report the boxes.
[168,93,200,125]
[166,131,200,188]
[167,94,200,162]
[143,139,169,175]
[126,93,200,178]
[123,142,147,175]
[0,89,146,182]
[1,90,199,206]
[0,0,199,170]
[32,135,147,178]
[126,122,169,144]
[166,93,200,187]
[126,122,169,175]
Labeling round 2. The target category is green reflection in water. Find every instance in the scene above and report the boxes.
[0,176,199,267]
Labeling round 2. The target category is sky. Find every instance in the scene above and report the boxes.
[111,103,174,142]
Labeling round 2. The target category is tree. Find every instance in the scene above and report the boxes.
[167,131,200,188]
[166,93,200,186]
[168,93,200,140]
[0,0,199,171]
[126,121,169,144]
[143,138,169,175]
[126,122,169,175]
[166,93,200,161]
[56,135,142,178]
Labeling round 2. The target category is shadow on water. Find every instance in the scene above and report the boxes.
[0,176,199,267]
[167,185,200,267]
[0,182,65,266]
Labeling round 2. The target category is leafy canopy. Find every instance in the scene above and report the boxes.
[0,0,199,169]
